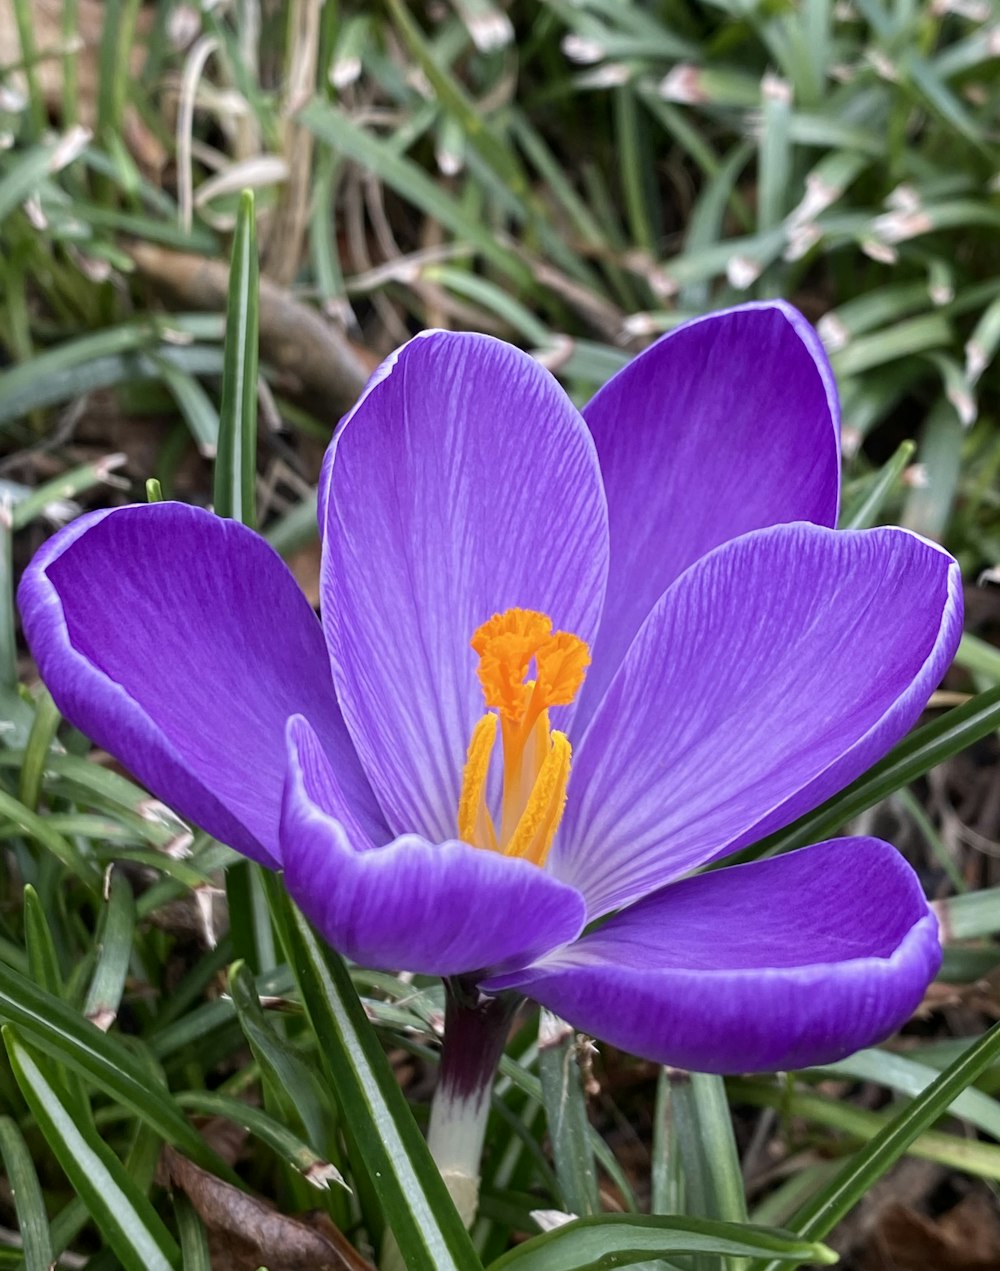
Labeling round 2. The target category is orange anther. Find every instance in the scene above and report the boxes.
[471,608,589,726]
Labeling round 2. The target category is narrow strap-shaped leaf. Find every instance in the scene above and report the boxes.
[0,1114,54,1271]
[537,1010,599,1217]
[4,1028,180,1271]
[0,140,63,223]
[22,885,92,1124]
[175,1089,347,1190]
[956,632,1000,685]
[228,958,333,1151]
[0,959,241,1184]
[8,455,126,531]
[0,789,101,888]
[261,873,483,1271]
[214,189,260,527]
[731,1080,1000,1177]
[936,883,1000,940]
[750,1018,1000,1271]
[82,867,136,1031]
[174,1194,212,1271]
[484,1214,836,1271]
[670,1072,748,1271]
[23,884,64,997]
[226,859,277,975]
[839,439,916,530]
[812,1047,1000,1140]
[298,97,531,287]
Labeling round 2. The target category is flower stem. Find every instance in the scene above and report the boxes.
[426,978,519,1228]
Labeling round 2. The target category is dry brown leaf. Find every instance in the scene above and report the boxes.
[158,1147,376,1271]
[865,1194,1000,1271]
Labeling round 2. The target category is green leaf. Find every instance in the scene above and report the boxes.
[174,1194,212,1271]
[0,959,241,1184]
[956,633,1000,686]
[22,885,91,1123]
[675,1072,748,1271]
[299,97,530,287]
[5,1028,180,1271]
[839,439,916,530]
[0,789,101,888]
[214,189,260,527]
[936,884,1000,940]
[0,139,73,224]
[485,1214,837,1271]
[82,868,136,1031]
[8,455,126,532]
[0,1114,54,1271]
[537,1010,599,1217]
[261,873,483,1271]
[22,885,64,998]
[152,355,220,458]
[175,1089,347,1190]
[228,958,332,1151]
[0,338,225,431]
[731,1080,1000,1178]
[18,689,61,811]
[750,1019,1000,1271]
[812,1047,1000,1142]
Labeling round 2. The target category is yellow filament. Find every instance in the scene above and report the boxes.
[457,608,589,868]
[499,703,550,846]
[504,731,572,866]
[457,714,499,852]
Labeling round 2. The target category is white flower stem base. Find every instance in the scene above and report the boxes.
[381,981,517,1269]
[427,979,518,1226]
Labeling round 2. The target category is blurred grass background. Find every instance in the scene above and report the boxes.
[0,2,1000,1269]
[0,0,998,565]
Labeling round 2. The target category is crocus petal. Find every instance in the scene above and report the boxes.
[320,330,609,842]
[552,523,962,917]
[18,504,385,867]
[486,838,940,1072]
[578,302,840,722]
[281,716,587,975]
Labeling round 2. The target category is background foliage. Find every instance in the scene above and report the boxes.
[0,1,999,1268]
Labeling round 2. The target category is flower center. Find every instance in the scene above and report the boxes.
[457,608,590,867]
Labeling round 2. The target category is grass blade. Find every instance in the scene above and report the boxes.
[749,1019,1000,1271]
[214,189,260,527]
[82,867,137,1031]
[485,1214,836,1271]
[5,1027,180,1271]
[261,873,483,1271]
[537,1010,599,1217]
[0,1113,54,1271]
[0,959,240,1183]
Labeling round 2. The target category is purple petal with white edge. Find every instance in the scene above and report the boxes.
[320,330,609,842]
[552,523,962,918]
[18,504,385,867]
[577,301,840,724]
[485,838,940,1072]
[281,716,587,976]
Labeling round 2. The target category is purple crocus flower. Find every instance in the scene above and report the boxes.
[19,301,961,1075]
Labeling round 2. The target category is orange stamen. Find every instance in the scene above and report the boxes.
[458,608,590,868]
